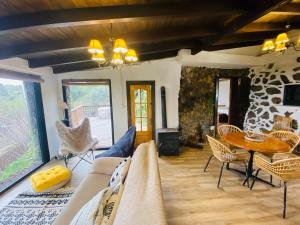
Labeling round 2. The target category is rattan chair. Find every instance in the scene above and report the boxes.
[204,125,243,172]
[263,131,300,183]
[251,155,300,218]
[206,135,249,188]
[218,124,243,137]
[270,131,300,154]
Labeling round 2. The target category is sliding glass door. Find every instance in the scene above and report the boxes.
[62,79,114,149]
[0,78,49,193]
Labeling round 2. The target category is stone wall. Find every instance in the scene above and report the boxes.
[244,56,300,132]
[179,66,249,147]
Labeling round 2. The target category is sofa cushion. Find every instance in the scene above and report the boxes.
[109,157,131,188]
[97,183,125,225]
[53,157,123,225]
[70,187,112,225]
[96,126,136,158]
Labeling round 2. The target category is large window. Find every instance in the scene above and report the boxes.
[0,77,49,193]
[62,79,114,149]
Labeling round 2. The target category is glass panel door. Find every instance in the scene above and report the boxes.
[0,78,45,192]
[63,80,114,149]
[128,83,154,147]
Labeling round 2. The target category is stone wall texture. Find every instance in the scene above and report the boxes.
[244,56,300,132]
[179,66,249,147]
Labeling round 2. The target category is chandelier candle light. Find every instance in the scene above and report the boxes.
[262,31,300,54]
[88,37,138,66]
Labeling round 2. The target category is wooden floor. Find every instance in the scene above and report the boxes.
[159,145,300,225]
[1,146,300,224]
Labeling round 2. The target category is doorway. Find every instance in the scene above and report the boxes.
[214,76,251,131]
[62,79,114,149]
[126,81,155,147]
[216,78,231,126]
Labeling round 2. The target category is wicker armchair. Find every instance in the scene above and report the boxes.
[204,125,243,172]
[251,155,300,218]
[263,131,300,160]
[262,131,300,184]
[218,124,242,137]
[206,135,249,188]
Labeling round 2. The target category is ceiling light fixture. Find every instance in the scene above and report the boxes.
[261,25,300,54]
[88,24,138,67]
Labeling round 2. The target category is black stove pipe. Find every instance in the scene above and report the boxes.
[161,86,167,128]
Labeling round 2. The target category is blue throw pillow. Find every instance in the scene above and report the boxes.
[96,126,136,158]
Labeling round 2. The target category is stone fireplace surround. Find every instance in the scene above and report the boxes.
[179,66,248,147]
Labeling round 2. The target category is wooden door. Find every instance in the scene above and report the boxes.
[127,83,155,147]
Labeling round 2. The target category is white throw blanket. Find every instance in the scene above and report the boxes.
[56,118,98,156]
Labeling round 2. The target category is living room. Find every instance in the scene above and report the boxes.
[1,0,300,224]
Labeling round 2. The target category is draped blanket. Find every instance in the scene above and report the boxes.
[113,140,167,225]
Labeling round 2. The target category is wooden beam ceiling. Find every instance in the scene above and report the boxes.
[271,3,300,16]
[0,0,297,72]
[0,2,244,35]
[239,22,300,33]
[205,40,262,51]
[214,31,282,45]
[27,30,280,68]
[29,39,202,69]
[0,26,216,59]
[203,0,292,48]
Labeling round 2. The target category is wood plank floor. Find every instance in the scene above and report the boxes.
[1,146,300,224]
[159,145,300,225]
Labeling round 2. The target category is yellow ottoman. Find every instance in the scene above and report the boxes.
[31,165,72,193]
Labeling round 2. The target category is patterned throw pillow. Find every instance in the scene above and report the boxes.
[97,183,125,225]
[109,157,131,188]
[70,187,112,225]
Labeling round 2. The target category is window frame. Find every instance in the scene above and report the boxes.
[0,81,50,194]
[61,79,115,150]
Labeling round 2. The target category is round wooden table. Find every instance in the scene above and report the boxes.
[222,131,290,186]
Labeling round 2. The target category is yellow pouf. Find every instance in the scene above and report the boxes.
[31,165,72,193]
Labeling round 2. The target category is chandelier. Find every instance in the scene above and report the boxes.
[87,25,138,66]
[261,26,300,54]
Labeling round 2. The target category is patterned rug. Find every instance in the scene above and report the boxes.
[0,187,74,225]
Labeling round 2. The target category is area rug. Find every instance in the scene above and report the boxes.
[0,187,74,225]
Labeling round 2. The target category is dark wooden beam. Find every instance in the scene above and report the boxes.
[205,40,262,51]
[215,31,282,45]
[204,0,292,47]
[271,3,300,15]
[0,2,244,35]
[27,38,201,68]
[52,49,182,74]
[0,26,214,59]
[29,30,280,68]
[52,61,99,74]
[238,22,300,33]
[29,52,91,68]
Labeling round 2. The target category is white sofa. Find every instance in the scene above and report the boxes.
[53,140,167,225]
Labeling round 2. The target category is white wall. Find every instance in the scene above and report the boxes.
[57,59,182,142]
[0,58,60,158]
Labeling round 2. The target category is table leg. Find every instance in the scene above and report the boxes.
[243,150,254,187]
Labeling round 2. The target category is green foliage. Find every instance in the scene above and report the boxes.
[70,85,110,108]
[0,146,37,182]
[0,81,40,185]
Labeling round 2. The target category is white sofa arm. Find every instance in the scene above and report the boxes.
[90,157,124,175]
